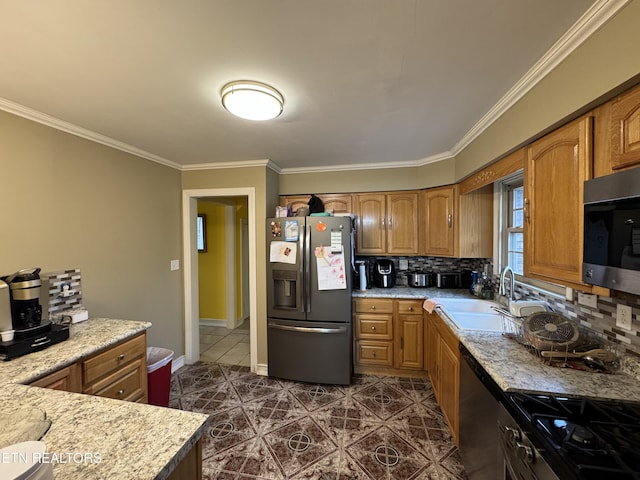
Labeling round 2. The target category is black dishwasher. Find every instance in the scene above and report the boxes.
[458,343,504,480]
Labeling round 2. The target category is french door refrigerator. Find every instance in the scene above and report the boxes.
[266,215,353,385]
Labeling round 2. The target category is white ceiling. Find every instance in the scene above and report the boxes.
[0,0,617,173]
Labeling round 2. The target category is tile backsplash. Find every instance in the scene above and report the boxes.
[500,277,640,359]
[41,269,84,321]
[357,256,640,359]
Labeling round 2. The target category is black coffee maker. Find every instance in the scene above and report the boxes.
[1,268,43,333]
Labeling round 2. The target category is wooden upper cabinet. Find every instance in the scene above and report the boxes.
[355,193,387,254]
[355,192,418,255]
[279,194,353,214]
[611,85,640,171]
[420,186,456,257]
[386,192,419,254]
[524,115,593,288]
[420,184,492,258]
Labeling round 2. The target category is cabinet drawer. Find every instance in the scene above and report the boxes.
[354,298,394,314]
[82,334,146,385]
[356,314,393,340]
[85,357,145,402]
[396,300,423,315]
[356,340,393,366]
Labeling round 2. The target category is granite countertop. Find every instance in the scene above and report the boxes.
[431,305,640,403]
[353,286,472,299]
[0,318,209,480]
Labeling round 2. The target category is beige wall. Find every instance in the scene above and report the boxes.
[455,0,640,180]
[182,166,278,365]
[0,111,184,355]
[278,157,456,195]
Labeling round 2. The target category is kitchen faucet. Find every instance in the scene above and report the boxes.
[500,266,515,304]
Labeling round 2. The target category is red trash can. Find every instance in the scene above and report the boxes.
[146,347,173,407]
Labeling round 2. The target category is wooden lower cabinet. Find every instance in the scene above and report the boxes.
[167,439,203,480]
[29,332,148,404]
[30,363,81,393]
[425,311,460,445]
[82,333,148,403]
[354,298,425,375]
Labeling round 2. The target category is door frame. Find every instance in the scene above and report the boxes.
[182,188,257,370]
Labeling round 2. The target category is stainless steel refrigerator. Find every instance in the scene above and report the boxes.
[266,215,353,385]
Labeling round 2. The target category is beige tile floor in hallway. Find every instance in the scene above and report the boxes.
[199,320,250,366]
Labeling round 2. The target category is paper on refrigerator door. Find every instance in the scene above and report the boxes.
[315,246,346,290]
[270,241,297,264]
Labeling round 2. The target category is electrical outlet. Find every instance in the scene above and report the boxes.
[170,259,180,271]
[399,259,409,271]
[577,292,598,308]
[616,304,633,330]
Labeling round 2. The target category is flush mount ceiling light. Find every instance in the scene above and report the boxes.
[221,80,284,121]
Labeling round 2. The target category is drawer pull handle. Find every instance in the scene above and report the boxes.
[118,389,125,396]
[119,354,125,360]
[372,352,376,358]
[371,326,376,331]
[409,307,413,311]
[371,305,376,310]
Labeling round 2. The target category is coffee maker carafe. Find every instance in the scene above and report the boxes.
[2,268,43,331]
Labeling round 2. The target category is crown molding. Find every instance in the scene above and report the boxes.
[0,97,183,170]
[450,0,629,156]
[181,159,273,171]
[278,150,453,174]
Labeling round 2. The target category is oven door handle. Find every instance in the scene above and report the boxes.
[270,323,347,334]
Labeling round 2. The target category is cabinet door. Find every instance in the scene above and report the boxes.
[425,313,439,394]
[387,192,419,254]
[30,364,81,393]
[525,116,592,287]
[421,186,456,256]
[395,314,424,369]
[355,193,387,254]
[320,194,352,214]
[611,85,640,170]
[438,337,459,445]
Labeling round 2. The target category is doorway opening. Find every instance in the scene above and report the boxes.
[182,188,257,372]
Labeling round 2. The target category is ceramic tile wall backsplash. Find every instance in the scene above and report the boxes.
[355,256,493,287]
[41,269,83,321]
[501,279,640,358]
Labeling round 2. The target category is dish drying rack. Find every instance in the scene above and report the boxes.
[492,306,622,373]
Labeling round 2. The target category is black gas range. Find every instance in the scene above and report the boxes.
[501,391,640,480]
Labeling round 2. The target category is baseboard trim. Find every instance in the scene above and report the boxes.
[171,355,186,373]
[255,363,268,376]
[199,318,226,327]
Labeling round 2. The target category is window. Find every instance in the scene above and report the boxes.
[501,175,524,275]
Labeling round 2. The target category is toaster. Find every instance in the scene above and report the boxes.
[436,272,461,289]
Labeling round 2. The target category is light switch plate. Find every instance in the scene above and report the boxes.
[577,292,598,309]
[616,304,633,330]
[170,259,180,271]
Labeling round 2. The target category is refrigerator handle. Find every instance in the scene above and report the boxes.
[299,223,306,313]
[270,323,348,334]
[305,225,311,313]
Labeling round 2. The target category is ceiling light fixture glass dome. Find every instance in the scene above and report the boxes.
[221,80,284,121]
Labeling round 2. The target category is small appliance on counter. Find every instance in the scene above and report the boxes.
[373,259,395,288]
[405,271,434,287]
[436,271,461,288]
[0,268,69,361]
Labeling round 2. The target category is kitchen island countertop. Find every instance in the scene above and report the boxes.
[0,318,209,480]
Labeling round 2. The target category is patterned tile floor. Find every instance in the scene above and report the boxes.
[170,362,467,479]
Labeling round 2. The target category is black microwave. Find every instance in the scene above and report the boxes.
[583,167,640,295]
